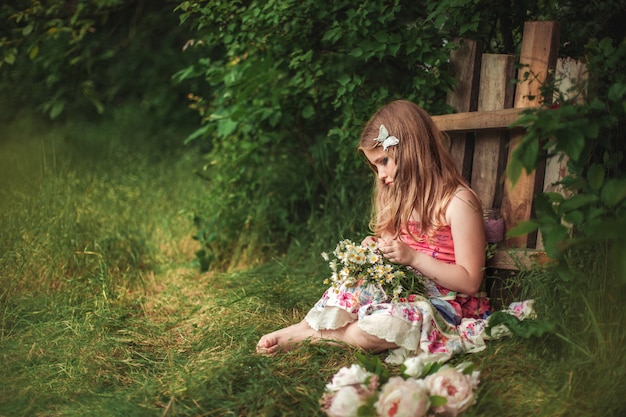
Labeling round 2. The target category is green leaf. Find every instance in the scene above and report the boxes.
[587,164,605,191]
[540,223,571,258]
[559,128,585,162]
[507,220,539,238]
[217,118,238,137]
[430,396,448,407]
[301,104,315,119]
[514,136,539,173]
[563,210,584,225]
[560,194,599,211]
[4,48,17,64]
[373,31,388,43]
[184,124,212,144]
[357,404,377,417]
[349,47,363,58]
[23,23,34,36]
[337,74,351,86]
[460,362,475,375]
[49,101,65,119]
[28,44,39,60]
[608,82,626,102]
[600,178,626,207]
[506,157,524,187]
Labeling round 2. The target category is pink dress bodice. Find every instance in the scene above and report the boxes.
[399,221,456,264]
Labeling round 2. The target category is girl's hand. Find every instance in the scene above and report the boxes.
[361,235,378,247]
[378,238,417,266]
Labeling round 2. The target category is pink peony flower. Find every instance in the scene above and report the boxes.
[424,365,479,416]
[375,376,430,417]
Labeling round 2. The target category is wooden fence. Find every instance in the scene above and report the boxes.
[431,21,586,270]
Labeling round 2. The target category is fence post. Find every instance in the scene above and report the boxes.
[446,38,482,180]
[471,53,516,209]
[500,21,560,248]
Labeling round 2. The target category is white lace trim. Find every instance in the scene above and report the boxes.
[304,306,356,331]
[358,314,421,352]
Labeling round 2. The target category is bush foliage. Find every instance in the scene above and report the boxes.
[174,0,459,269]
[2,0,625,275]
[0,0,201,122]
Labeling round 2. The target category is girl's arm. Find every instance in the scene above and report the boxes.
[378,189,486,296]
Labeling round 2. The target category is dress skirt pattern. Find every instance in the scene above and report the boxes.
[304,278,493,357]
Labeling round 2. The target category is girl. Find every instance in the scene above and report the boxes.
[257,100,490,356]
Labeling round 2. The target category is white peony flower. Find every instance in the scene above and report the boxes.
[325,364,373,392]
[375,377,430,417]
[403,352,452,378]
[324,385,368,417]
[424,366,479,416]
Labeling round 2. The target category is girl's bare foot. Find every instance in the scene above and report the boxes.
[256,320,398,354]
[256,320,316,354]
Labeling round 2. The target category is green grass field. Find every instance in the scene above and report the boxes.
[1,106,624,416]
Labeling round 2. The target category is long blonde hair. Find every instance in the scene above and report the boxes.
[358,100,474,238]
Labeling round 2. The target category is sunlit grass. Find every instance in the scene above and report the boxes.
[0,106,624,416]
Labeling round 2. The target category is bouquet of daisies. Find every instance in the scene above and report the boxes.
[322,239,426,303]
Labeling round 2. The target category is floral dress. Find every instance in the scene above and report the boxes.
[304,222,493,357]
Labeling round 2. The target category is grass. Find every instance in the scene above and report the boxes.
[1,105,625,416]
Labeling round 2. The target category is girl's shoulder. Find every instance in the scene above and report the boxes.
[445,187,482,222]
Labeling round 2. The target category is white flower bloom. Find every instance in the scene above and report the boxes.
[324,386,368,417]
[402,352,451,378]
[367,252,381,264]
[347,251,357,264]
[424,366,478,416]
[353,252,366,265]
[375,377,430,417]
[392,285,403,297]
[325,364,373,392]
[322,252,329,261]
[365,240,378,251]
[373,265,385,276]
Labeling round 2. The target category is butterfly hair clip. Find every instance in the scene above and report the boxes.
[373,124,399,151]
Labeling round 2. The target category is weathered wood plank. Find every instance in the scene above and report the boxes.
[471,54,516,209]
[432,107,527,133]
[446,39,482,179]
[541,57,586,196]
[536,57,586,249]
[501,21,560,248]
